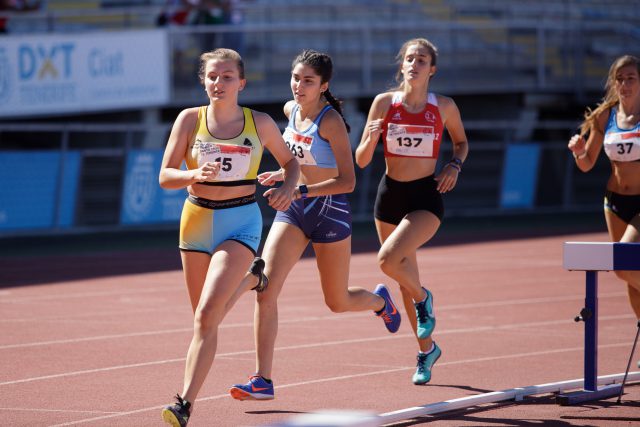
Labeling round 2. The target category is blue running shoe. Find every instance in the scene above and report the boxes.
[161,394,191,427]
[229,375,274,401]
[412,343,442,385]
[374,284,401,333]
[415,287,435,339]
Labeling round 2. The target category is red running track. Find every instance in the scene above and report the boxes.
[1,231,639,426]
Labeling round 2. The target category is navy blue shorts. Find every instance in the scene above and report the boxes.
[274,193,352,243]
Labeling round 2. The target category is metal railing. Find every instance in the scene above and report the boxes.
[0,1,625,234]
[0,118,610,236]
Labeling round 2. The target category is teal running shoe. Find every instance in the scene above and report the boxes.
[229,375,275,401]
[412,343,442,385]
[161,394,191,427]
[374,284,401,333]
[415,287,435,339]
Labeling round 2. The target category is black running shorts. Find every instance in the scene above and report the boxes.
[374,174,444,225]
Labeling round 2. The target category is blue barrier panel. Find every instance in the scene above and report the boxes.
[0,151,59,230]
[500,143,541,209]
[559,242,640,405]
[120,149,187,225]
[57,150,81,228]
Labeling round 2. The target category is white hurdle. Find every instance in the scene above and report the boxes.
[559,242,640,404]
[266,372,640,426]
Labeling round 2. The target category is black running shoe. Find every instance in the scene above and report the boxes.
[249,257,269,293]
[161,394,191,427]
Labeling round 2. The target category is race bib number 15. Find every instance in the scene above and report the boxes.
[199,143,252,180]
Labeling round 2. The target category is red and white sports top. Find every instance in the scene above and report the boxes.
[382,92,444,159]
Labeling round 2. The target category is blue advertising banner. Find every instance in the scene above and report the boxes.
[0,150,80,230]
[0,30,169,118]
[500,143,541,209]
[120,149,186,225]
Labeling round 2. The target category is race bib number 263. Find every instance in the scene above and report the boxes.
[283,128,317,166]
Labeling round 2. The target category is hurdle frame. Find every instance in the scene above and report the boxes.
[270,241,640,426]
[559,241,640,405]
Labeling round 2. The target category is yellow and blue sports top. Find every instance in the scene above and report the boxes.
[186,106,264,185]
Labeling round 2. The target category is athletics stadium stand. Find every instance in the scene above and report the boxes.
[0,0,636,234]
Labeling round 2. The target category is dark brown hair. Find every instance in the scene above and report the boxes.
[292,49,351,133]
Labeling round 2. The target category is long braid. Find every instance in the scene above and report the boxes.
[323,89,351,133]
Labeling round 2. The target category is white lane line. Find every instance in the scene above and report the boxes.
[0,294,315,323]
[0,313,365,350]
[0,286,178,303]
[46,341,632,427]
[1,314,634,387]
[0,292,629,350]
[0,407,118,415]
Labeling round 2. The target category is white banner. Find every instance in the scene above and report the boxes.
[0,30,170,117]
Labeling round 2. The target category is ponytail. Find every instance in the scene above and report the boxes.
[323,89,351,133]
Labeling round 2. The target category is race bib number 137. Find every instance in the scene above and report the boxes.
[386,123,435,157]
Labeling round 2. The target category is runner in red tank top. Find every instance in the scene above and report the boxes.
[356,38,469,385]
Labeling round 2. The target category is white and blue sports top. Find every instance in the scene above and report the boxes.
[282,104,338,168]
[603,107,640,162]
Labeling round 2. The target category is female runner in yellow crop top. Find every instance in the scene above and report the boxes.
[159,48,299,427]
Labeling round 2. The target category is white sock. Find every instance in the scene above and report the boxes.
[416,288,428,304]
[419,343,435,355]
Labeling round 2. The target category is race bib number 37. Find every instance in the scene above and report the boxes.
[604,132,640,162]
[198,143,252,180]
[386,123,435,157]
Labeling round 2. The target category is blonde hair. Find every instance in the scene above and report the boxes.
[579,55,640,136]
[393,38,438,91]
[198,48,245,84]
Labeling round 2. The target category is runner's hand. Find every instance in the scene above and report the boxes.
[435,164,459,193]
[192,161,221,182]
[368,119,384,141]
[257,170,284,186]
[568,134,586,155]
[263,185,294,211]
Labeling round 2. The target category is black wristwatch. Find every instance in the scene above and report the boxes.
[298,184,308,200]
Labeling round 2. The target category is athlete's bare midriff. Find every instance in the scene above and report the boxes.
[298,165,339,186]
[385,156,437,181]
[188,183,256,200]
[608,161,640,194]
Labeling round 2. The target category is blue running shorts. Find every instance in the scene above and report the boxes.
[274,193,352,243]
[179,195,262,255]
